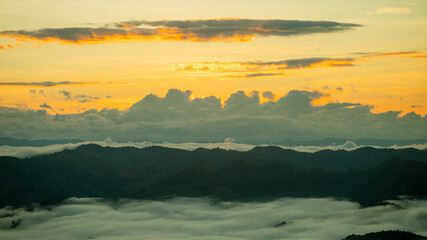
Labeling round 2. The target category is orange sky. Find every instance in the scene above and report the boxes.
[0,0,426,116]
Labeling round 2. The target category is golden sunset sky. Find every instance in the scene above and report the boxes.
[0,0,426,115]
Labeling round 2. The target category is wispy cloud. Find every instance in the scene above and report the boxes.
[0,81,95,87]
[368,7,412,15]
[175,58,355,73]
[58,90,100,102]
[174,51,425,78]
[225,72,284,78]
[360,51,424,57]
[0,19,361,46]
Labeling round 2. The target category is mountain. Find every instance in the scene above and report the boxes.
[343,230,426,240]
[0,144,426,208]
[138,158,427,206]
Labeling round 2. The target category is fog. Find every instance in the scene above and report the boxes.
[0,197,426,240]
[1,139,427,158]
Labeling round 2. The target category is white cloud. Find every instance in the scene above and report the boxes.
[0,197,426,240]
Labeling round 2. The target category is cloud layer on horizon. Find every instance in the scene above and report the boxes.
[0,197,426,240]
[0,19,361,45]
[0,89,425,142]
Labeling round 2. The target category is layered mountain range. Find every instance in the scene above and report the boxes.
[1,144,426,208]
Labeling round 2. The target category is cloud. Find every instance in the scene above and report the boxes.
[58,90,71,99]
[175,58,356,73]
[373,7,412,15]
[0,197,426,240]
[0,19,362,45]
[225,72,284,78]
[174,51,425,78]
[361,51,424,58]
[0,89,425,143]
[0,81,94,87]
[39,103,52,110]
[174,58,357,79]
[262,91,275,100]
[57,91,100,102]
[75,94,100,103]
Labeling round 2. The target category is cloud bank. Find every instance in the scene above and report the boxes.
[0,89,425,143]
[0,197,426,240]
[0,19,361,45]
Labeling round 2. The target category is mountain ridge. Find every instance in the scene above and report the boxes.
[1,144,426,208]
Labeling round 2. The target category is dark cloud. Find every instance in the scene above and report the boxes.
[57,91,100,102]
[336,87,343,91]
[29,89,46,97]
[59,90,72,100]
[262,91,275,100]
[0,81,93,87]
[0,19,362,44]
[75,94,100,103]
[248,58,356,69]
[39,103,52,110]
[246,73,283,78]
[226,72,283,78]
[0,89,425,142]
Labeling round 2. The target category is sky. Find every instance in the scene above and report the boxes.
[0,0,426,141]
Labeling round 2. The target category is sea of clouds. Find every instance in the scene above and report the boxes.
[1,139,427,158]
[0,197,426,240]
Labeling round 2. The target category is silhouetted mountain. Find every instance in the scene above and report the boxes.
[138,158,427,206]
[343,230,426,240]
[0,145,426,208]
